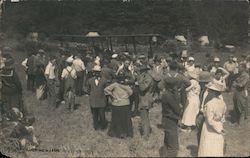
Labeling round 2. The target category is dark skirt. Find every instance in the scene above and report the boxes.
[108,105,133,138]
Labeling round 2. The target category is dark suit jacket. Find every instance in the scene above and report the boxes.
[87,77,107,108]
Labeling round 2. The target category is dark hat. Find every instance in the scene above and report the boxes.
[140,64,150,71]
[199,71,213,83]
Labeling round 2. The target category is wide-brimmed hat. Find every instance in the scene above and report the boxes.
[206,79,225,92]
[188,56,195,61]
[214,57,220,62]
[199,71,213,83]
[112,53,118,59]
[92,65,101,72]
[188,70,199,79]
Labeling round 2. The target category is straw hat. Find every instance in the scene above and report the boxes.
[92,65,101,72]
[214,57,220,62]
[199,71,213,83]
[112,54,118,59]
[188,57,195,61]
[188,71,199,79]
[66,55,74,63]
[206,79,225,92]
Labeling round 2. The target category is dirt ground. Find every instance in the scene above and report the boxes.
[1,42,250,157]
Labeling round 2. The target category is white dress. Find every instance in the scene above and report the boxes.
[198,97,227,157]
[181,79,201,126]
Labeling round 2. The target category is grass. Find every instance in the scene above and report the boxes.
[1,40,249,157]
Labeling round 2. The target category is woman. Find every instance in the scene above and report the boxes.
[104,71,133,138]
[198,80,226,157]
[181,70,201,132]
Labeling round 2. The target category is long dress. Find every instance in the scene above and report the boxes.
[198,97,226,157]
[181,79,201,126]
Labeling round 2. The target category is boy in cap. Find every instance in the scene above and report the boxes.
[61,56,77,111]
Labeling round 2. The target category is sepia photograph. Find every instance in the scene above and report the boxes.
[0,0,249,157]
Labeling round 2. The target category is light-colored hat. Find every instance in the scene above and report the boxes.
[112,54,118,59]
[181,50,188,58]
[92,65,101,72]
[214,57,220,62]
[38,49,45,53]
[188,56,195,61]
[206,79,225,92]
[66,55,74,63]
[188,71,199,79]
[233,57,237,62]
[199,71,213,83]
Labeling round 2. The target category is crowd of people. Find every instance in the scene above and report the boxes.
[0,45,249,156]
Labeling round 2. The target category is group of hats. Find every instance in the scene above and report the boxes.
[188,70,225,92]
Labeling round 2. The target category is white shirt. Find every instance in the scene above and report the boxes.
[73,58,85,72]
[61,66,77,79]
[21,58,28,69]
[45,62,56,79]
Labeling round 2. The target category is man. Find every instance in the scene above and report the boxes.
[224,55,237,90]
[232,62,249,125]
[159,61,191,157]
[137,64,154,140]
[0,57,25,117]
[73,54,86,96]
[87,65,108,130]
[45,56,57,107]
[26,52,36,92]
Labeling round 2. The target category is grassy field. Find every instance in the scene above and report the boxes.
[1,41,250,157]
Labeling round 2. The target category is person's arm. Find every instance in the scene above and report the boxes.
[71,69,77,79]
[44,64,50,79]
[138,74,152,92]
[180,74,191,89]
[164,92,181,116]
[234,73,249,88]
[205,103,224,134]
[185,80,194,92]
[119,84,133,96]
[104,83,116,96]
[61,69,67,79]
[218,67,229,79]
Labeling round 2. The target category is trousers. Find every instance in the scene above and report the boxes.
[91,107,106,130]
[161,117,179,157]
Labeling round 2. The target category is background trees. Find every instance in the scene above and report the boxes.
[1,0,248,46]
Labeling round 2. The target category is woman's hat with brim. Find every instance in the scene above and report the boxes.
[206,79,225,92]
[112,54,118,59]
[188,70,199,79]
[199,71,213,83]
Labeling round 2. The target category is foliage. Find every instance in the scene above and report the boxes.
[1,0,248,46]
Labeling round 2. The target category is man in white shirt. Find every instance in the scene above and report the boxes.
[73,54,85,96]
[45,56,57,107]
